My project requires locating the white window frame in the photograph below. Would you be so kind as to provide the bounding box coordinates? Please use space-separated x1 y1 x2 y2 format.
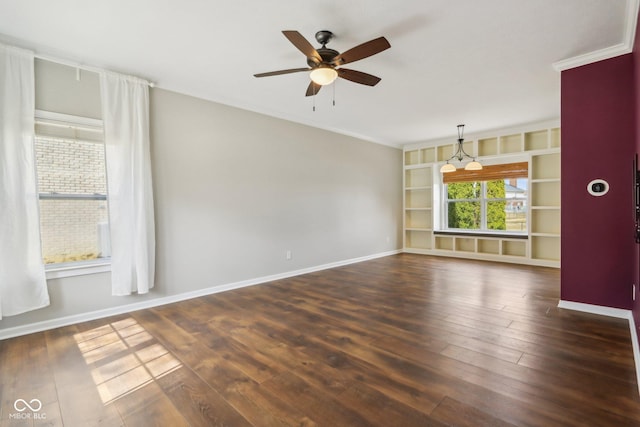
35 110 111 279
436 155 530 237
443 180 528 234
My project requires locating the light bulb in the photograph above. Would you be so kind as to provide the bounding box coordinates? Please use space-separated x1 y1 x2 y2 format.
464 161 482 171
310 67 338 85
440 163 457 173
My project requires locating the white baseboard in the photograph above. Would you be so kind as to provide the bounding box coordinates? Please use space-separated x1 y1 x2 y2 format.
557 300 631 319
558 300 640 397
630 314 640 397
0 250 401 341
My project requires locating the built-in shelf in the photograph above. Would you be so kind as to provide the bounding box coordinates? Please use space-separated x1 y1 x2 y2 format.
478 137 498 156
405 167 432 187
531 152 560 180
405 230 432 250
432 234 528 258
531 182 560 207
525 130 548 151
403 122 560 267
477 238 500 255
502 240 527 257
405 188 431 209
531 235 560 261
405 209 432 230
550 128 561 148
437 145 454 162
500 134 522 154
531 209 560 234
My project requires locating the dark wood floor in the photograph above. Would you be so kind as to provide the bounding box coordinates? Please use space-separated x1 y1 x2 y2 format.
1 254 639 426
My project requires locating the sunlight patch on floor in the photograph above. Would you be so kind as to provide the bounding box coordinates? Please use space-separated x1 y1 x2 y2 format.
73 318 182 405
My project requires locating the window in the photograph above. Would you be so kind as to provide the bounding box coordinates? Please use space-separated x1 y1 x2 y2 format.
34 112 110 266
442 162 528 234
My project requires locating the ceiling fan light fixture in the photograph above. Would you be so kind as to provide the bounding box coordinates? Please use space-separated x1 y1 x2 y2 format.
310 67 338 85
254 30 390 97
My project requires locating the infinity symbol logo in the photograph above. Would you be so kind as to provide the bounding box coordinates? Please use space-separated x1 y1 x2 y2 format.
14 399 42 412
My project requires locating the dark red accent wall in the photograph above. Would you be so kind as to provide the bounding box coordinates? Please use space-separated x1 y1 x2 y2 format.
561 54 635 309
633 11 640 329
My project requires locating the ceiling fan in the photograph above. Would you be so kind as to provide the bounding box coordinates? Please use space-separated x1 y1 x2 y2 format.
254 30 391 97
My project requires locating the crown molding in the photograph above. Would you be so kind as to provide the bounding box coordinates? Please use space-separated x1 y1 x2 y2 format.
553 0 639 71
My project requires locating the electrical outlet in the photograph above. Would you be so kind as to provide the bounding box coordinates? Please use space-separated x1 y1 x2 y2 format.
286 250 292 260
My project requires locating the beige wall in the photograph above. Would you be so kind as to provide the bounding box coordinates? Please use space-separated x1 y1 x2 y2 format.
35 59 102 119
0 60 402 332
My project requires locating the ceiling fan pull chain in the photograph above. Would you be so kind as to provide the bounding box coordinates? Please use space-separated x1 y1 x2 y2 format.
333 81 336 106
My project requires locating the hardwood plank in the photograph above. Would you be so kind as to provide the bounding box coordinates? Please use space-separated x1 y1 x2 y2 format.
288 327 450 412
2 254 639 426
430 396 518 427
0 332 62 427
226 308 448 413
155 366 252 427
440 343 640 424
111 379 166 419
517 350 637 384
223 381 317 427
399 334 636 426
197 334 284 384
0 332 57 404
44 325 124 426
517 351 640 406
121 395 190 427
191 352 257 398
261 371 372 427
337 382 448 426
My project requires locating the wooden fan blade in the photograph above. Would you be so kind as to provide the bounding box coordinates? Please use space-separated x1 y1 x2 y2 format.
254 68 310 78
305 81 322 97
282 30 322 64
338 68 381 86
335 37 390 65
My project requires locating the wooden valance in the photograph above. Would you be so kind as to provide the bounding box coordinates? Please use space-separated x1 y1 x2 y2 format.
443 161 528 184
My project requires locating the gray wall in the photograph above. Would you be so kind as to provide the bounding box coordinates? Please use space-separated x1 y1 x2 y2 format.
0 60 402 331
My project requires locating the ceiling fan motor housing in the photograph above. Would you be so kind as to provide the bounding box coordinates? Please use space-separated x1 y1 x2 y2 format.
307 48 340 67
315 30 334 45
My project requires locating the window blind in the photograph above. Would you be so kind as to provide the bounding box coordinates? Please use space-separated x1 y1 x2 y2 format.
443 161 528 184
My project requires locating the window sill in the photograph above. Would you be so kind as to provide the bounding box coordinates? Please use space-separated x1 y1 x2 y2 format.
45 260 111 280
434 230 528 240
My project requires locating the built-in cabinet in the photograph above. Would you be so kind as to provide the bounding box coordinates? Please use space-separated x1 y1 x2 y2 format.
403 122 560 268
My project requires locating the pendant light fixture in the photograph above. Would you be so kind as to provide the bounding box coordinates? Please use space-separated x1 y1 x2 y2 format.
440 124 482 173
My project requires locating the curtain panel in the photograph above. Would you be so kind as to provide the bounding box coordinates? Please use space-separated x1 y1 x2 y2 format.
0 44 49 318
100 72 155 296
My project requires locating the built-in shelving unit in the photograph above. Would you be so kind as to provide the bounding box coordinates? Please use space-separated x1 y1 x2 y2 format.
403 121 560 268
529 150 561 264
404 163 433 250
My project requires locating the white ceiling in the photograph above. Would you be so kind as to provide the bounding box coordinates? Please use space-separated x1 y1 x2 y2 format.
0 0 635 147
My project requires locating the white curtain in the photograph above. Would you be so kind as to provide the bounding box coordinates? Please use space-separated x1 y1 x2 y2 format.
100 72 155 296
0 45 49 318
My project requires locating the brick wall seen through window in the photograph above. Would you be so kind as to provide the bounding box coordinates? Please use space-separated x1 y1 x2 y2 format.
35 136 110 264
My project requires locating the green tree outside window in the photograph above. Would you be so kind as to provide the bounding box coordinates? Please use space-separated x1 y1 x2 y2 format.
447 182 481 229
447 180 509 230
486 180 506 230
